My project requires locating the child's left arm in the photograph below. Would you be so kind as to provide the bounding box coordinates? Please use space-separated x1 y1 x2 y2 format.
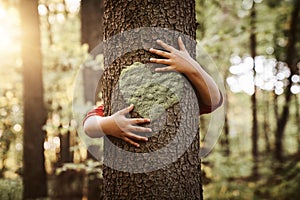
149 37 222 113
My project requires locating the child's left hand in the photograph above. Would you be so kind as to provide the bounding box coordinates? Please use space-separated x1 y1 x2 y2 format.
149 36 222 111
149 37 198 75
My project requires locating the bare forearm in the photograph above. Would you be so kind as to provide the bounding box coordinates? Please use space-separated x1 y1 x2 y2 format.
83 105 150 147
83 116 106 138
186 62 221 107
149 37 222 108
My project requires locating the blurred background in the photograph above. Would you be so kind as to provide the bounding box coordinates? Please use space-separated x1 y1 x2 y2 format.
0 0 299 199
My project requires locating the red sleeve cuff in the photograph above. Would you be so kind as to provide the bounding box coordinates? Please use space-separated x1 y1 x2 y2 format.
83 105 104 125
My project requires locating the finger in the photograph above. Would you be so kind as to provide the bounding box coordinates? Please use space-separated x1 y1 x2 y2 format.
149 58 171 65
178 36 187 52
128 125 152 133
125 131 149 141
129 118 151 124
123 137 140 147
119 104 134 115
149 48 171 58
156 40 176 52
155 66 174 72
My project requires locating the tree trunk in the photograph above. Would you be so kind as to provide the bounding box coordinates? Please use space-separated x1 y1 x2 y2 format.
250 2 259 178
80 1 105 199
220 71 230 156
59 131 73 164
101 0 202 199
295 94 300 153
81 0 105 103
275 0 299 161
20 0 48 198
81 0 104 51
262 91 271 153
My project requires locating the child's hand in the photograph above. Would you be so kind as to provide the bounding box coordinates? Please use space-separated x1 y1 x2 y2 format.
107 104 151 147
149 37 222 109
149 37 199 75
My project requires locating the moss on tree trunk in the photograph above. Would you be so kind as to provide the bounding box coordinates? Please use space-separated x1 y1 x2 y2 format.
101 0 203 199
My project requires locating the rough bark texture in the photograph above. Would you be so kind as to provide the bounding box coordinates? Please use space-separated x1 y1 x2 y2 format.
20 0 48 198
101 0 202 199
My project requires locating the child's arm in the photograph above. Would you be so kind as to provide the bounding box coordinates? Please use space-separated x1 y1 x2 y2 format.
149 37 222 113
84 104 151 147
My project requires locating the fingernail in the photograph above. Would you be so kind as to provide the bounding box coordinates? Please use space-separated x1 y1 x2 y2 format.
149 48 153 51
136 144 140 147
157 39 161 43
148 128 152 132
145 138 148 141
150 58 154 61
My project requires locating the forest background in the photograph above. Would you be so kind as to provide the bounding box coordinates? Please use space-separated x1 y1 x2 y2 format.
0 0 299 199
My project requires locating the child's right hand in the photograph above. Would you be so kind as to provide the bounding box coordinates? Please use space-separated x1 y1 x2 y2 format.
105 104 151 147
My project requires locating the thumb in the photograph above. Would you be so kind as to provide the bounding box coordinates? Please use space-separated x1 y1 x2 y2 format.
120 104 134 115
178 36 187 52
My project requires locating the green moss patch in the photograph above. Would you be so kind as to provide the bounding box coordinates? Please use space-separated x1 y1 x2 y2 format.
119 62 184 120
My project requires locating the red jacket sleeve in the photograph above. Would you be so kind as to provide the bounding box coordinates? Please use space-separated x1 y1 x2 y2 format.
83 105 104 125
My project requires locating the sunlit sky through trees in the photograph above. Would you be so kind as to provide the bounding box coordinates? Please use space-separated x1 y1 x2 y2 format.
227 55 300 95
0 4 20 55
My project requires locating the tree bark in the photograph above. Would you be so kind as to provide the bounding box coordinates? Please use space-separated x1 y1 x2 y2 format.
20 0 48 198
101 0 202 199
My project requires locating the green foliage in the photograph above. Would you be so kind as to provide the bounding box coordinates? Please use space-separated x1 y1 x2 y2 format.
0 178 22 200
56 159 102 178
119 62 184 120
267 160 300 200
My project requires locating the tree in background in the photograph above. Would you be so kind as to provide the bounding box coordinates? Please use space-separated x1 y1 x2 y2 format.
81 0 104 52
274 0 299 161
20 0 47 198
249 1 259 178
80 1 104 199
101 0 203 199
81 0 104 103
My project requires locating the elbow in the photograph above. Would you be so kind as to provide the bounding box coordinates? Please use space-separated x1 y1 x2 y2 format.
199 91 223 115
212 93 223 111
83 123 96 138
83 117 104 138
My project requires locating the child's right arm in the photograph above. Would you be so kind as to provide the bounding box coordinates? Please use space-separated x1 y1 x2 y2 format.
83 104 151 147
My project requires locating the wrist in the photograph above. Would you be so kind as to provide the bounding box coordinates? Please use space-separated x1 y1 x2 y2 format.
184 61 202 77
101 115 117 136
